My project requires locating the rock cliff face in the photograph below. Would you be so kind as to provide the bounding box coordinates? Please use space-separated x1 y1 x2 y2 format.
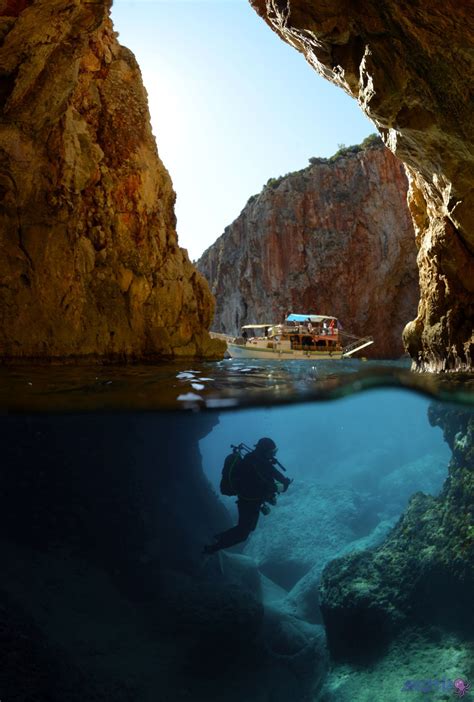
197 139 418 358
0 0 223 360
250 0 474 371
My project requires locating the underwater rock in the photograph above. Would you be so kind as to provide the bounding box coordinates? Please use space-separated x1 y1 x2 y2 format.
0 412 329 700
249 0 474 371
198 138 418 359
0 413 231 596
0 0 224 360
319 629 474 702
282 517 397 625
319 406 474 663
243 480 381 590
262 603 328 679
157 567 264 664
376 453 447 515
0 587 72 701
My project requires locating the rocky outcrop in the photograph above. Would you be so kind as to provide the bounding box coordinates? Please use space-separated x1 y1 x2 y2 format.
197 138 418 358
319 404 473 663
249 0 474 371
0 0 224 360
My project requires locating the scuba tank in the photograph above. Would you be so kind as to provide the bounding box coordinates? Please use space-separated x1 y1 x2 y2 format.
219 443 251 496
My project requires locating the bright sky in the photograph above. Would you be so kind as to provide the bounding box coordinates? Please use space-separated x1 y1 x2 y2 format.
111 0 373 261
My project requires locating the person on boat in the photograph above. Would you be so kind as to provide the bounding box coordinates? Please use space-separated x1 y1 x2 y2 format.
306 317 313 333
302 335 312 350
203 437 291 554
242 329 248 340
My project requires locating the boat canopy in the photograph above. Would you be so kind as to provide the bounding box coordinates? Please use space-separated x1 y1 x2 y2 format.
241 324 274 329
286 314 337 323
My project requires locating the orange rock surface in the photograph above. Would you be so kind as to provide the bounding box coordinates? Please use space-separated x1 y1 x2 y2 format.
198 140 419 359
0 0 224 360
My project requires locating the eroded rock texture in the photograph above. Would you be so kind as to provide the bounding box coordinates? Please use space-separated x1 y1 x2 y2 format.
319 404 474 663
0 0 223 360
250 0 474 371
198 139 418 358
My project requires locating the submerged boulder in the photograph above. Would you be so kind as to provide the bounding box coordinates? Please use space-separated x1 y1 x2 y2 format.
319 405 474 663
319 629 474 702
243 480 382 590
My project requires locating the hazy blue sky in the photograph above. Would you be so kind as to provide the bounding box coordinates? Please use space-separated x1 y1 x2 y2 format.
112 0 373 261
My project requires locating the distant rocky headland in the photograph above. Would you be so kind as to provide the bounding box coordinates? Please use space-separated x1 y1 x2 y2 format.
197 137 419 359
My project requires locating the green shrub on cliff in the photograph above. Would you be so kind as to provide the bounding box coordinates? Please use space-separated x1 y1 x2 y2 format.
264 134 383 193
361 133 383 149
328 133 382 163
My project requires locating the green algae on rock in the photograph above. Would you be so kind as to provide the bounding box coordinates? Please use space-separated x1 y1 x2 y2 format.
319 404 473 663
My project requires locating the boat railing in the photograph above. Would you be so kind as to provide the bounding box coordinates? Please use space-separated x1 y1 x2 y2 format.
342 336 374 357
278 325 339 337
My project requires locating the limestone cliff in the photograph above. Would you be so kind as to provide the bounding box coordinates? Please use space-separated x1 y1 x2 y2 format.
197 138 418 359
0 0 224 360
250 0 474 371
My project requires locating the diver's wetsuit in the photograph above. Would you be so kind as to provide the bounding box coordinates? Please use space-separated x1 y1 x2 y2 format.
207 451 288 553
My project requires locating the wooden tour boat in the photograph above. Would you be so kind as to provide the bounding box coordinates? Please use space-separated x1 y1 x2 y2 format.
226 313 374 360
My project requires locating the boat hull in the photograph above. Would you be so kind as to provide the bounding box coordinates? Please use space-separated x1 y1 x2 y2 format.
227 342 344 360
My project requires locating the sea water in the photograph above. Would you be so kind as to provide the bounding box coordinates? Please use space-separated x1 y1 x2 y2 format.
0 360 472 702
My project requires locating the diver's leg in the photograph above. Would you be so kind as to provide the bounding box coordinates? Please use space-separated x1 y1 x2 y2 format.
204 500 260 553
244 500 261 532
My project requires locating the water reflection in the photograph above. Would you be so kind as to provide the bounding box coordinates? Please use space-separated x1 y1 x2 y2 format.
0 359 473 412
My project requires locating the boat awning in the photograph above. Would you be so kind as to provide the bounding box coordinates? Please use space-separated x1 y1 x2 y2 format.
286 314 337 323
241 324 275 329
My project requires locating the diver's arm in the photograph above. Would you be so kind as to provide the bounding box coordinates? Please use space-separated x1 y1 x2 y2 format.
271 465 287 483
271 465 291 490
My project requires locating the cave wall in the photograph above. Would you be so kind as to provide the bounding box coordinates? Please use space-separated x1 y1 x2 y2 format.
0 0 224 360
0 411 326 701
250 0 474 371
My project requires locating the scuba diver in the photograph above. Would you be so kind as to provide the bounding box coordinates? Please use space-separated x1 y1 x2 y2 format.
203 437 292 554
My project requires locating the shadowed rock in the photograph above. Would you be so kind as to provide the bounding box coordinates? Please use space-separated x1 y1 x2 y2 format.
0 0 224 360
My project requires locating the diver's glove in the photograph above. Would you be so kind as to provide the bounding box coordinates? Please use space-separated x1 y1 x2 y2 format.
282 478 292 492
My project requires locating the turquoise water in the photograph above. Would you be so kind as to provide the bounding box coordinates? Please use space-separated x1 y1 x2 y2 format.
0 361 472 701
